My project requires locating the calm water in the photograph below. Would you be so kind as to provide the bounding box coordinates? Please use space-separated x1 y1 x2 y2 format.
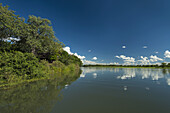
1 67 170 113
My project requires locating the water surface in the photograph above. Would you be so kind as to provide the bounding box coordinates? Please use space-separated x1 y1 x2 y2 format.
1 67 170 113
52 67 170 113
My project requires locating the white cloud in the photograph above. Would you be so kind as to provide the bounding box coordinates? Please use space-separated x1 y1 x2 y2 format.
138 56 150 65
115 55 135 65
63 46 85 60
88 50 91 52
63 47 167 65
155 52 158 54
164 50 170 58
112 62 120 65
122 46 126 48
116 54 165 65
74 53 86 60
115 56 120 58
83 60 113 65
116 55 135 63
150 55 163 62
83 60 97 64
92 57 97 60
63 47 73 55
138 55 163 65
143 46 147 49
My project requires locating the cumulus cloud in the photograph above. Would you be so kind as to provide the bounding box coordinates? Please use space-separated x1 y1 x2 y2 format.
83 60 97 64
122 46 126 48
155 52 158 54
143 46 147 49
164 50 170 58
150 55 163 62
83 60 112 65
88 50 91 52
138 56 150 65
116 55 135 65
112 62 120 65
92 57 97 60
74 53 86 60
63 47 73 55
115 55 120 58
138 55 163 65
116 55 164 65
63 46 85 60
115 55 135 63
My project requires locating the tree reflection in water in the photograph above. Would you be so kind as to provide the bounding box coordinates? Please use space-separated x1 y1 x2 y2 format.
0 71 81 113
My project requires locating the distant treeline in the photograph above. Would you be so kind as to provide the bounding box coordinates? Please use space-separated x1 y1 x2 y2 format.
83 63 170 68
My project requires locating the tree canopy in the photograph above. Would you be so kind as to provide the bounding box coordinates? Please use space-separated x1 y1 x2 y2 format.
0 3 82 65
0 3 26 40
0 3 82 82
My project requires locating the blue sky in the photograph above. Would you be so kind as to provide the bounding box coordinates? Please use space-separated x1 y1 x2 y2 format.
2 0 170 64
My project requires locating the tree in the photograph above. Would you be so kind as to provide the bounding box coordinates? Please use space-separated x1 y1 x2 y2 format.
161 63 167 68
58 50 82 66
0 3 26 40
0 4 65 63
17 15 63 62
0 3 82 82
167 63 170 67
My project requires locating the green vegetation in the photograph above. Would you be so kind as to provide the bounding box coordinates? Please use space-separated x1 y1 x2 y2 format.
83 63 170 68
0 3 82 86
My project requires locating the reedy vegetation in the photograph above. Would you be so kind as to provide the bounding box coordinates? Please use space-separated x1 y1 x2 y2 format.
0 3 82 83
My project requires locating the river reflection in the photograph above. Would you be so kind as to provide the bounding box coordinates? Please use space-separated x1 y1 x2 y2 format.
1 68 170 113
0 72 80 113
51 67 170 113
80 67 170 85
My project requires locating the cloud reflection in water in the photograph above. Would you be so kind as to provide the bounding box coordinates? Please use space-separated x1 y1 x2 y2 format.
80 67 170 85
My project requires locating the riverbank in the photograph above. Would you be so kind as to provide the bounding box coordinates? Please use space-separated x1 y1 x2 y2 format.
0 51 82 89
0 4 83 89
0 66 81 90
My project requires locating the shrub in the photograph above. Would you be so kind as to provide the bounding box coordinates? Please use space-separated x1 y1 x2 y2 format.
0 51 45 80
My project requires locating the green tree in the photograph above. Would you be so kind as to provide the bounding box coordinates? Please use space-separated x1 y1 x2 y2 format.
0 3 26 40
0 4 82 83
18 15 63 61
161 63 167 68
167 63 170 67
58 50 82 66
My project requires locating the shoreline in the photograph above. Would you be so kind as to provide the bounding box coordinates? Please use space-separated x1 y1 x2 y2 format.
0 68 81 90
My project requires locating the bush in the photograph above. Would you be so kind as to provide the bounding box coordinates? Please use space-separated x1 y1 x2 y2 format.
0 51 45 80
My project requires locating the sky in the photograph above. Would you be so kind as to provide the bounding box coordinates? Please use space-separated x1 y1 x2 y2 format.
2 0 170 65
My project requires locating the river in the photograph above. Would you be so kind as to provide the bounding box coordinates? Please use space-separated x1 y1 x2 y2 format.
0 67 170 113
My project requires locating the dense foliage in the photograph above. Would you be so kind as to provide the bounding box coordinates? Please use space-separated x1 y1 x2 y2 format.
0 3 82 83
